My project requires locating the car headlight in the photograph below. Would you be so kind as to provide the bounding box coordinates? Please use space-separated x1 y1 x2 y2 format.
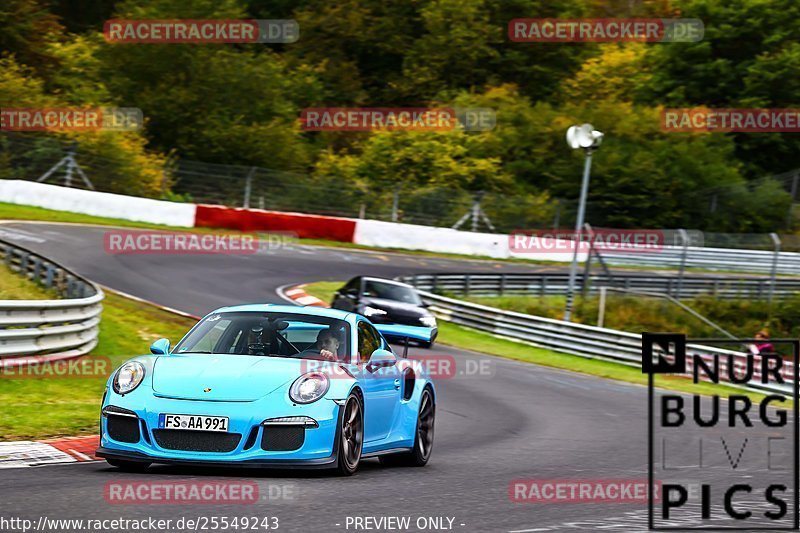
289 372 330 404
113 361 145 395
420 315 437 328
363 306 387 317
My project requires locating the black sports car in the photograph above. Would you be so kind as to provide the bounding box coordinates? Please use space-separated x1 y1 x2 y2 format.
331 277 438 348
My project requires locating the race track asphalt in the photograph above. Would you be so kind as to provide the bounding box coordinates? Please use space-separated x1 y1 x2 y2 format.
0 223 776 532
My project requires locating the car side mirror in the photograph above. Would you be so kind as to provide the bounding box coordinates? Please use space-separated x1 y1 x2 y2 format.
150 338 171 355
367 348 396 372
345 289 358 299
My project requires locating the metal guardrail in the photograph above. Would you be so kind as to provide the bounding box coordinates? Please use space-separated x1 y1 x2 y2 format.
400 272 800 300
0 239 103 365
596 245 800 275
400 274 792 394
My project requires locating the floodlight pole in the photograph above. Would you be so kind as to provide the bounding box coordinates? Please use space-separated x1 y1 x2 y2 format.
563 148 593 322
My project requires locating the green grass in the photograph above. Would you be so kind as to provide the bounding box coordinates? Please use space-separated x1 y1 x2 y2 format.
464 294 568 321
0 268 196 440
465 293 800 351
0 266 59 299
300 281 341 304
303 280 770 402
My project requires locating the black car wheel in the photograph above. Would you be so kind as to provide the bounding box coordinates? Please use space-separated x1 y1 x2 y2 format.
107 459 150 472
336 393 364 476
379 387 435 467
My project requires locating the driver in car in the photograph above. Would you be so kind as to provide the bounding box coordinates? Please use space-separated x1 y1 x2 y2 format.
297 328 340 361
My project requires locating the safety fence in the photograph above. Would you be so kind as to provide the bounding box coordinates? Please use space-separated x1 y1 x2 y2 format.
0 238 103 366
597 245 800 275
399 274 793 395
557 226 800 276
6 178 800 276
3 132 799 237
399 272 800 300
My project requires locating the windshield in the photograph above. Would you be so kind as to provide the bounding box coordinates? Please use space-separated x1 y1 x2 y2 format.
363 281 422 305
173 311 350 362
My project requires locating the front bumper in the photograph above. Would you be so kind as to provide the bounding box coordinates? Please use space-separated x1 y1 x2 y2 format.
98 392 342 468
95 447 338 469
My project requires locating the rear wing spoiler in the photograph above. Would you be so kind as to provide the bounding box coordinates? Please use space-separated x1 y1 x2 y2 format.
374 324 434 344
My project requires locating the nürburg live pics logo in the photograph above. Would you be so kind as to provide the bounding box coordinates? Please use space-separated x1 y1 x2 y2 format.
643 332 799 530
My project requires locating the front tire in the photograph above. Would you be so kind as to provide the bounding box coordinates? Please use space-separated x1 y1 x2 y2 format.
379 387 435 467
106 459 150 472
336 394 364 476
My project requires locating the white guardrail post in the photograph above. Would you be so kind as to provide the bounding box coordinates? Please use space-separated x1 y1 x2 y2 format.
0 239 103 367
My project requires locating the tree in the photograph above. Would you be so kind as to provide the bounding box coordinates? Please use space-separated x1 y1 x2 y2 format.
309 128 543 228
96 0 321 168
638 0 800 177
561 44 651 104
0 0 63 69
0 56 166 197
396 0 499 103
285 0 421 105
445 85 764 229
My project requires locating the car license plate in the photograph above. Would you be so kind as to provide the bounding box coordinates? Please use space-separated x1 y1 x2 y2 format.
159 414 229 432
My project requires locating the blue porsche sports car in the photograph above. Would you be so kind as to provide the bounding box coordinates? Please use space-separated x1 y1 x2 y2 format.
96 304 436 475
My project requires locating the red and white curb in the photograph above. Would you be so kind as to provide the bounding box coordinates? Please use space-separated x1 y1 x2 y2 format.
0 435 99 468
279 284 328 307
0 287 197 469
2 287 325 469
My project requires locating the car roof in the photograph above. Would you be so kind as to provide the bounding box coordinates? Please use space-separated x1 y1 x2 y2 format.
208 303 354 321
362 277 414 289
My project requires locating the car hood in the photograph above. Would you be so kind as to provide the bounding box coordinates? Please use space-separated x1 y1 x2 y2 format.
152 354 304 401
362 297 427 317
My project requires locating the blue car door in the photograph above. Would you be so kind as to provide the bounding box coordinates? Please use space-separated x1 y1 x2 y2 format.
355 320 400 443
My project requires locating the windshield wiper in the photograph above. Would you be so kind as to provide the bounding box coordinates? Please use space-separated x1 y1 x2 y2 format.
178 351 213 354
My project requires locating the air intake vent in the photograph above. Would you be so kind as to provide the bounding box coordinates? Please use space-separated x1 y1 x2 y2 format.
153 430 241 453
261 426 305 451
140 419 151 445
107 416 140 443
243 426 260 450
